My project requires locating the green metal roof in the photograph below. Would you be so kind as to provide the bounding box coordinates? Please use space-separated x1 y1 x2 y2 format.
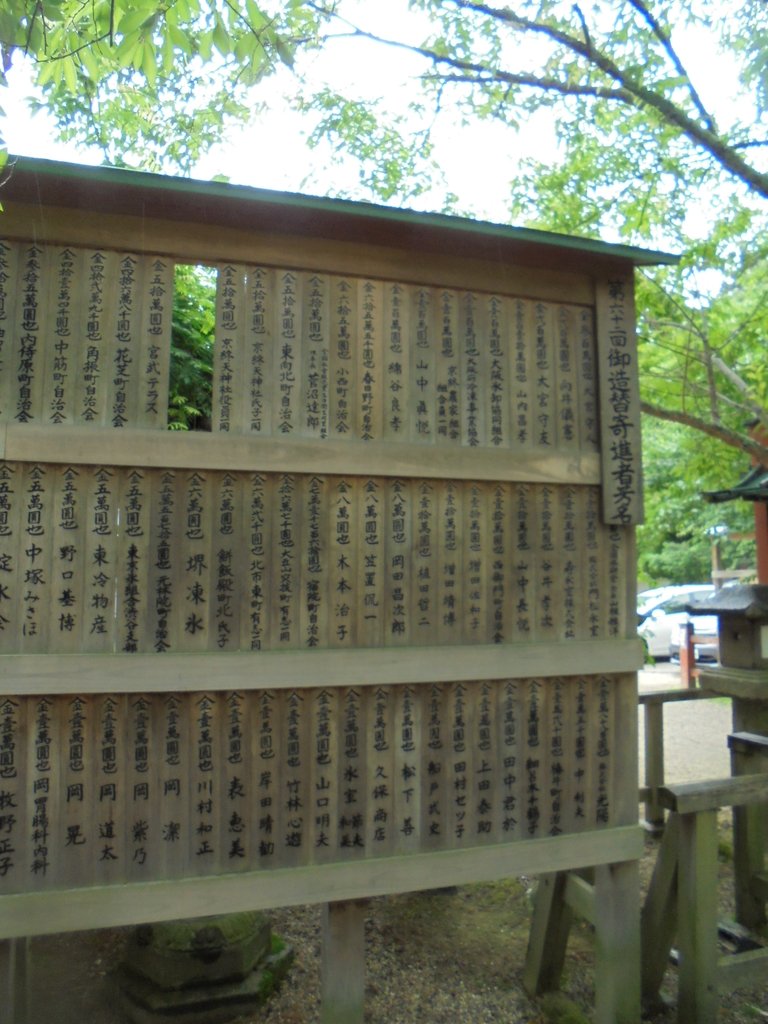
1 155 678 271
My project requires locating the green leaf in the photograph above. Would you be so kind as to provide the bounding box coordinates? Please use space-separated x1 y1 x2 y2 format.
142 40 157 87
212 14 232 57
61 57 78 94
131 40 145 72
198 28 213 62
234 34 253 62
113 31 141 63
167 24 190 53
160 30 174 73
274 36 295 69
35 59 58 87
77 43 101 80
245 0 267 31
116 9 152 37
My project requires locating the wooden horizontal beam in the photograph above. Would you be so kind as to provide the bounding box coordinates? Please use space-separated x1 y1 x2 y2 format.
637 688 719 706
0 639 642 695
1 202 597 304
660 774 768 815
0 825 643 940
717 948 768 991
0 423 601 486
728 731 768 756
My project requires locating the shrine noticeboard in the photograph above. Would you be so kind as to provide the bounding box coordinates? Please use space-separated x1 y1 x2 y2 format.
0 157 674 938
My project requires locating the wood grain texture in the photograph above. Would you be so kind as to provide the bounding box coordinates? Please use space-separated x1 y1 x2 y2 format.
0 824 643 939
0 640 643 693
0 200 643 955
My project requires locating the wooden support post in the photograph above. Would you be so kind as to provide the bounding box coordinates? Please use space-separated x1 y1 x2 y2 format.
1 937 30 1024
640 813 679 1004
522 872 573 996
643 699 665 833
321 900 366 1024
593 860 641 1024
676 810 719 1024
679 622 696 689
729 739 768 935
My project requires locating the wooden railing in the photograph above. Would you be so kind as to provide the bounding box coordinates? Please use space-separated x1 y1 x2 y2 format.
638 687 724 832
642 761 768 1024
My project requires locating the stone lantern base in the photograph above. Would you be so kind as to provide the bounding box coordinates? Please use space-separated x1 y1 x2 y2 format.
117 912 294 1024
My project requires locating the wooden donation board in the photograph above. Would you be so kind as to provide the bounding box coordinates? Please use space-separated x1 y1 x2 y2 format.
0 157 669 938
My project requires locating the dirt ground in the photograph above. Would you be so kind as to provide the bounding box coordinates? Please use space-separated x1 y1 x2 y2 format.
4 667 765 1024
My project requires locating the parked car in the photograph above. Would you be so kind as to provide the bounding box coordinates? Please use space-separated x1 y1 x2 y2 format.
637 585 715 660
668 613 719 663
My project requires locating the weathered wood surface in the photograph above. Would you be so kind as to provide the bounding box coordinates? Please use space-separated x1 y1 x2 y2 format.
0 824 643 940
0 205 597 306
524 860 642 1024
0 194 644 1003
659 774 768 815
0 467 636 655
0 676 637 896
641 781 768 1024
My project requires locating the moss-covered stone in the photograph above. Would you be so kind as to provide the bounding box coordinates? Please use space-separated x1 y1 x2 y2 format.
118 932 294 1024
123 912 272 990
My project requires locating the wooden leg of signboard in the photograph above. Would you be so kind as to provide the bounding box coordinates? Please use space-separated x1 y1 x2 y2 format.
640 813 679 1005
320 900 366 1024
643 700 666 834
731 744 768 935
593 860 641 1024
2 937 29 1024
522 872 573 996
677 810 718 1024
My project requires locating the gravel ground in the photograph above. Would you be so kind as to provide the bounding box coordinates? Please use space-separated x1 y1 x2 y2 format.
8 667 767 1024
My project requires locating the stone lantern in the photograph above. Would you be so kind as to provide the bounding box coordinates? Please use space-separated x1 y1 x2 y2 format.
693 585 768 934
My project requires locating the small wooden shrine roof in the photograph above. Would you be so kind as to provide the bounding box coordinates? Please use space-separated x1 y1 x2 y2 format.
704 465 768 505
1 155 678 274
689 583 768 619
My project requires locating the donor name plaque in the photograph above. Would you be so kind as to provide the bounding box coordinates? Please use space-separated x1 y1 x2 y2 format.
0 158 671 942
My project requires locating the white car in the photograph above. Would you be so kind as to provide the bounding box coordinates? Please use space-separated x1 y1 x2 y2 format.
637 585 715 660
668 613 719 663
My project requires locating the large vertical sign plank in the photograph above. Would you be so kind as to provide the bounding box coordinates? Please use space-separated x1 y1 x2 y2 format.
595 276 643 524
213 263 246 433
138 257 173 429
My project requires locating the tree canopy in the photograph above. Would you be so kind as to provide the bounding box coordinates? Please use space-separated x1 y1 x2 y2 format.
0 0 328 172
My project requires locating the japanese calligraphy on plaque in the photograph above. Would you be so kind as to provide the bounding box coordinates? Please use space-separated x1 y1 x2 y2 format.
0 171 650 909
0 469 631 654
0 676 625 891
595 276 643 525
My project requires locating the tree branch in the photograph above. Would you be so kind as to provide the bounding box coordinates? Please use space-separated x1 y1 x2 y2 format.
427 69 627 101
323 26 632 102
710 354 768 431
625 0 716 131
642 401 768 466
445 0 768 199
